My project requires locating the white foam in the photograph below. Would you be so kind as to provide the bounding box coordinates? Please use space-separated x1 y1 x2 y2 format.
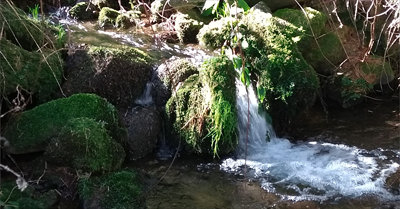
221 81 400 201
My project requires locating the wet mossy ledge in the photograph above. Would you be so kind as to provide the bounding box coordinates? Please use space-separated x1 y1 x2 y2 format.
166 56 238 157
3 94 127 155
78 170 144 209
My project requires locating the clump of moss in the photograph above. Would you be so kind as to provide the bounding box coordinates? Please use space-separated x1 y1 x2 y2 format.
98 7 120 27
242 10 319 129
166 56 237 156
0 2 65 51
197 17 239 49
78 170 143 209
4 93 127 154
0 39 64 103
161 59 199 91
45 117 125 173
69 2 97 20
174 13 204 44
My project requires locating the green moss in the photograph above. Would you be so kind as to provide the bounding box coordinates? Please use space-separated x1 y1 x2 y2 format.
0 2 64 51
175 13 204 44
163 59 199 90
45 117 125 173
98 7 120 27
242 10 319 129
166 56 237 156
79 170 143 209
88 45 151 65
197 17 239 49
0 39 64 103
4 93 127 154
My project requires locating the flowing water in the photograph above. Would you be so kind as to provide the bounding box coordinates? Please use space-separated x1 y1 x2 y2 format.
221 81 400 202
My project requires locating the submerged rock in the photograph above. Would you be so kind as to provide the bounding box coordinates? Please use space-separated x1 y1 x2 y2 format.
62 45 153 108
3 93 127 154
78 170 144 209
45 117 126 173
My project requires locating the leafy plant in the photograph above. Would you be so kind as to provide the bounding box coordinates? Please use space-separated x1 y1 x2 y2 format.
28 4 39 20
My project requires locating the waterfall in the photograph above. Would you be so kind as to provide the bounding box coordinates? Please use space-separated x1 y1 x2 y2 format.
221 81 400 201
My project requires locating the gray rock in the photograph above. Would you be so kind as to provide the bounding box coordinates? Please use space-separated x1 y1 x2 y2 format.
125 106 162 160
251 1 271 14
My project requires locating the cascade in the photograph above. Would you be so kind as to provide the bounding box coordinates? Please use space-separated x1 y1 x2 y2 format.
221 81 400 201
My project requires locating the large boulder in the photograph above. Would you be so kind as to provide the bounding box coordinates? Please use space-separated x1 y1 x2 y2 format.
359 55 395 85
197 17 238 49
45 117 126 173
69 2 98 20
124 106 162 160
78 170 144 209
3 94 127 154
174 12 204 44
62 45 153 108
166 56 237 156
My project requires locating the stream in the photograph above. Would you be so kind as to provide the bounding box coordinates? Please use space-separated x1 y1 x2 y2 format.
57 14 400 208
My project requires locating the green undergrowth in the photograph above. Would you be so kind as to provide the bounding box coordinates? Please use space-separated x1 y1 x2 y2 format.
166 56 237 156
0 39 64 103
45 117 125 173
4 93 127 154
78 170 143 209
0 1 66 51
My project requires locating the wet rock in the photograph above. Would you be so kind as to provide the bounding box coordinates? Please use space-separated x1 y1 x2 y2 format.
98 7 119 27
359 55 394 85
125 106 162 160
62 45 153 108
386 168 400 195
168 0 206 13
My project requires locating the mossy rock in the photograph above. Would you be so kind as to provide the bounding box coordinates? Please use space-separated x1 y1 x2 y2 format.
116 11 141 29
166 56 237 156
242 9 319 130
98 7 120 27
273 7 327 52
302 31 346 75
78 170 144 209
159 59 199 91
92 0 120 10
359 55 394 85
69 2 98 20
0 2 66 51
62 45 153 108
326 75 370 108
174 12 204 44
45 117 125 173
0 38 64 104
197 17 239 49
3 93 127 154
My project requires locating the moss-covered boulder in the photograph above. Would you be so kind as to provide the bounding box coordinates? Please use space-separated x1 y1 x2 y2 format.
45 117 125 173
92 0 120 10
274 7 346 76
98 7 120 27
62 45 153 108
78 170 144 209
301 31 346 75
166 56 237 156
197 17 238 49
0 2 66 51
116 10 141 29
0 39 64 103
174 13 204 44
69 2 98 20
3 94 127 154
359 55 394 85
